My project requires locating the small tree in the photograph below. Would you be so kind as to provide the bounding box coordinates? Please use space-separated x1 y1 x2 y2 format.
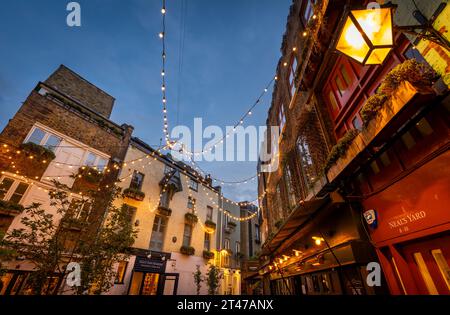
74 188 137 295
206 264 222 295
193 265 203 295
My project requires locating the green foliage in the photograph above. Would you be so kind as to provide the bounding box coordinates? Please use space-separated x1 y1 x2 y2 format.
378 59 437 95
192 265 203 295
206 264 222 295
0 199 25 213
3 181 137 295
0 230 15 278
75 166 103 184
227 221 237 228
185 212 198 224
323 129 359 172
20 142 56 161
122 187 145 201
180 246 195 256
202 250 215 260
360 93 388 125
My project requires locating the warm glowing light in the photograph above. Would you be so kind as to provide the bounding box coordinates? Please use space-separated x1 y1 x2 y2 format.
312 236 325 246
336 8 393 65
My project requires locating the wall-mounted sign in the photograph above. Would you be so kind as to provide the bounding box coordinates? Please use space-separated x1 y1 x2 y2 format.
363 209 378 229
134 254 169 273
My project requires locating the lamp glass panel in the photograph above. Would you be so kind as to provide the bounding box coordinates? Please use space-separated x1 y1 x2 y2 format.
336 16 370 63
352 8 393 47
366 47 392 65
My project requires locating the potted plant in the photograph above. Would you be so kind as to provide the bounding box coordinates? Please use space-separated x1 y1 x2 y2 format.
204 220 216 230
202 250 215 260
227 221 237 229
236 252 245 260
180 246 195 256
185 212 198 225
123 187 146 201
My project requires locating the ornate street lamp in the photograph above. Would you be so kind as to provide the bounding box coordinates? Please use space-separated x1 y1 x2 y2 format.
336 5 450 65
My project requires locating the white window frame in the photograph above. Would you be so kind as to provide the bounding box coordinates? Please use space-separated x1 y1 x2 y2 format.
25 123 111 171
0 176 30 204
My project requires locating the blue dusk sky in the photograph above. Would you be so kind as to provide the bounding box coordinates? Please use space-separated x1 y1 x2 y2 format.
0 0 292 202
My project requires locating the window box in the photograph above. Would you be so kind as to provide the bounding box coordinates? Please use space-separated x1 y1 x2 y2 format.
227 221 237 228
180 246 195 256
326 80 429 183
204 220 216 230
202 250 215 260
236 252 245 260
185 212 198 225
20 142 56 161
157 206 172 217
71 166 103 193
123 188 145 201
0 199 25 216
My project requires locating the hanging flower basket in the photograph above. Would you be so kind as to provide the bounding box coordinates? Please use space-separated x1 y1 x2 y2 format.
180 246 195 256
20 142 56 161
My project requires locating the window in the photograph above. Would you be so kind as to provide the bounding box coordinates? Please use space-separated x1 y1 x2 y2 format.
188 178 198 191
183 224 192 247
187 197 196 211
68 199 92 222
97 158 108 172
0 177 29 204
204 233 211 251
370 161 380 174
379 152 391 167
401 131 416 150
84 152 109 172
431 249 450 290
352 116 363 131
278 104 286 134
206 206 213 221
416 118 433 137
328 90 340 113
149 215 168 251
284 164 297 209
130 171 144 191
255 224 261 242
123 204 137 225
115 261 128 284
303 0 315 24
224 238 230 250
28 128 46 145
235 242 241 256
335 76 346 96
289 56 298 98
0 177 14 200
26 127 61 152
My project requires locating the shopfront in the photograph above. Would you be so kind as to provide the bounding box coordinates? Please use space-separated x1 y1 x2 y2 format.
127 252 178 295
363 150 450 295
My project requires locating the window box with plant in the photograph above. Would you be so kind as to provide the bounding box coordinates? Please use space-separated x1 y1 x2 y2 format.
71 166 104 192
227 221 237 229
185 212 198 225
203 250 215 260
236 252 245 260
204 220 216 230
0 199 25 215
123 187 146 201
325 60 437 183
180 246 195 256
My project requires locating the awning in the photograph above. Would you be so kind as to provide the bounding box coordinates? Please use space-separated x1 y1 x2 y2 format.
261 197 330 257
